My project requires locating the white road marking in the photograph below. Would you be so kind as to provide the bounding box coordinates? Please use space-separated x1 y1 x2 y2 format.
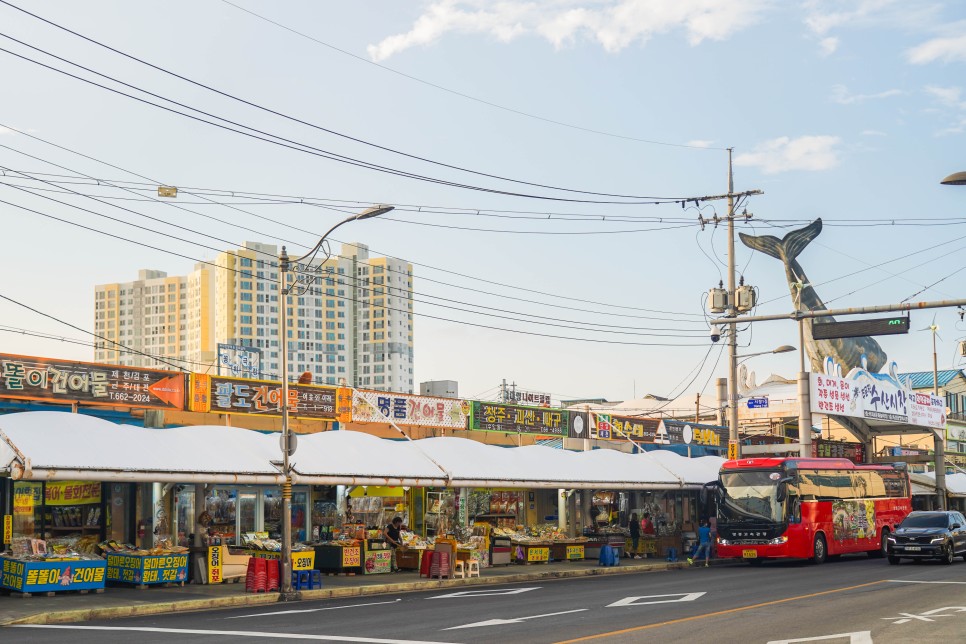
11 625 458 644
444 608 587 630
882 606 966 625
606 592 706 607
428 587 540 599
228 599 402 619
887 579 966 585
767 632 872 643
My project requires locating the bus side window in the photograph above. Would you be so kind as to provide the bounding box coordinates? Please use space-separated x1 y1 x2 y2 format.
788 496 801 523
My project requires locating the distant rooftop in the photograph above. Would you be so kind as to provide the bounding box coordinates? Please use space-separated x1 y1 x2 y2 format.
898 370 965 389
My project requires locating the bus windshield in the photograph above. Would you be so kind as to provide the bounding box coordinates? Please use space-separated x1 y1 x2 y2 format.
719 470 784 523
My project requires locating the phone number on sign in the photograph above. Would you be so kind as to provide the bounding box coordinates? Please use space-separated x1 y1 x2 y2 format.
108 392 153 403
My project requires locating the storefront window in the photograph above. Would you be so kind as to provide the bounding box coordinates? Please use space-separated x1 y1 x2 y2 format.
205 488 237 544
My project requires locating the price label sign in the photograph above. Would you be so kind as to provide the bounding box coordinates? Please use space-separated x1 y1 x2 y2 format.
728 440 739 461
2 515 11 545
341 547 361 567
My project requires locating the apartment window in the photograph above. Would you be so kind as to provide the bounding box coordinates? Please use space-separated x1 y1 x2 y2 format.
240 258 253 267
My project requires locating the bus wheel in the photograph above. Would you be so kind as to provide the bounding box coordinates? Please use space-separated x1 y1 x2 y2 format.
870 529 889 558
888 555 900 565
811 534 827 565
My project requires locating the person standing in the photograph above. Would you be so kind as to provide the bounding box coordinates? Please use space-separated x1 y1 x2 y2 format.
628 512 641 559
383 516 404 572
688 519 713 567
641 512 655 536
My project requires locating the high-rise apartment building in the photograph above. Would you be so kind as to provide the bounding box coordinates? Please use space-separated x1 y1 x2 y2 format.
94 242 414 392
94 267 215 370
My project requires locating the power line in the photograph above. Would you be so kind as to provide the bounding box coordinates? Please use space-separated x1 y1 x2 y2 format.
0 163 707 333
0 125 710 320
0 195 709 347
0 9 703 203
219 0 728 151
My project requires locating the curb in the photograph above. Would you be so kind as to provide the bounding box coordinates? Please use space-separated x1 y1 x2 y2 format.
3 561 689 626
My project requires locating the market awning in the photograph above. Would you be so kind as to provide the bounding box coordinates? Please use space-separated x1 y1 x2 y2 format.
913 471 966 497
0 411 286 484
0 412 725 489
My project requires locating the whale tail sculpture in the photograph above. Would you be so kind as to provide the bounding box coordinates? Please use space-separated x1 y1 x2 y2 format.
739 218 887 374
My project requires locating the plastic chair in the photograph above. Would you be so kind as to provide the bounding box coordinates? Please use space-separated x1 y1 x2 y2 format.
245 557 267 593
466 560 480 578
419 550 434 578
453 560 465 578
265 558 279 592
429 552 450 579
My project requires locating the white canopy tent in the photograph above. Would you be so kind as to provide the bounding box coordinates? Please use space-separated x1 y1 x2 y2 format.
912 471 966 498
0 412 723 489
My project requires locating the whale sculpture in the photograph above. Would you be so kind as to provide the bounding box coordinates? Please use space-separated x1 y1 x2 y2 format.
739 218 887 374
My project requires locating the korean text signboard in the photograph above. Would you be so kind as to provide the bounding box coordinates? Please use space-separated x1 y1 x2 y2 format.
811 439 865 463
659 420 728 447
217 343 262 380
188 374 336 420
352 389 468 429
0 353 184 410
811 369 946 430
106 554 188 585
0 557 106 593
588 413 660 442
468 401 568 436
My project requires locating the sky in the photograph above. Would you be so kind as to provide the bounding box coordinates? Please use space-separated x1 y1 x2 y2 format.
1 0 965 407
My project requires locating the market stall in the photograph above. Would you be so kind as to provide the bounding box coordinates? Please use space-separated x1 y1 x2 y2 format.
1 534 106 596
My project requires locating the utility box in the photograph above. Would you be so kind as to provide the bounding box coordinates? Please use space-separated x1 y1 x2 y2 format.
735 284 757 313
708 287 729 314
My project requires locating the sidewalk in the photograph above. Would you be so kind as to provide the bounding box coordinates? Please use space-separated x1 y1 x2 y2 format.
0 557 703 626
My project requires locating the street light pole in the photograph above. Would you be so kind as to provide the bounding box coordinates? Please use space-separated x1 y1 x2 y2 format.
277 205 393 601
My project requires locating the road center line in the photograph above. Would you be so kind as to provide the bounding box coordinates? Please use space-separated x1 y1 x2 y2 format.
553 580 888 643
11 625 458 644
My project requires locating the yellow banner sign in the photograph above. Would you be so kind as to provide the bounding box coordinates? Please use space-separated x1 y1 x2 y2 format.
45 481 101 506
207 545 223 584
341 546 361 567
3 515 11 544
565 545 584 560
526 547 550 562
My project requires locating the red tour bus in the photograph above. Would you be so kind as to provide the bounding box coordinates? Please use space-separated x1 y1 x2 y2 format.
707 457 911 564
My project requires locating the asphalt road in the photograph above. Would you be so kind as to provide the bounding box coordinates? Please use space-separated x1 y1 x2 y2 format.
7 556 966 643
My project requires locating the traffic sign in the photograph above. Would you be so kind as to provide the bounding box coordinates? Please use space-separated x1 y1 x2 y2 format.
747 397 769 409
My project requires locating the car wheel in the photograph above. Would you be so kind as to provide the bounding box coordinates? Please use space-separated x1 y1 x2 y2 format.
811 534 827 565
888 555 900 565
870 529 889 558
942 543 955 565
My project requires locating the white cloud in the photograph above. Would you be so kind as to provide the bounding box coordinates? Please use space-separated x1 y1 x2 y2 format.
860 129 887 136
830 84 902 104
367 0 770 61
907 25 966 64
924 85 965 108
686 139 715 148
818 36 838 56
734 135 841 174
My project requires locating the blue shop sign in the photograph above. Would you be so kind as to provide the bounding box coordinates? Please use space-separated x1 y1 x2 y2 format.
106 553 189 585
0 557 107 593
747 397 769 409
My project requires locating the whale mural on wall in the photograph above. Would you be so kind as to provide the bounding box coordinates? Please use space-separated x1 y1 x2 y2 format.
739 218 887 375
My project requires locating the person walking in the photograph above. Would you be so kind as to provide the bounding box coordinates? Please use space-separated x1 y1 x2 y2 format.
688 519 713 567
628 512 641 559
383 516 404 572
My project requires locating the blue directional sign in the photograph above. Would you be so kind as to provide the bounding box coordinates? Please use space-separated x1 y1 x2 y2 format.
747 397 769 409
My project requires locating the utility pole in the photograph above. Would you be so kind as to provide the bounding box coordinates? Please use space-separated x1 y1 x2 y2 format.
695 392 701 423
932 326 946 510
726 148 740 458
